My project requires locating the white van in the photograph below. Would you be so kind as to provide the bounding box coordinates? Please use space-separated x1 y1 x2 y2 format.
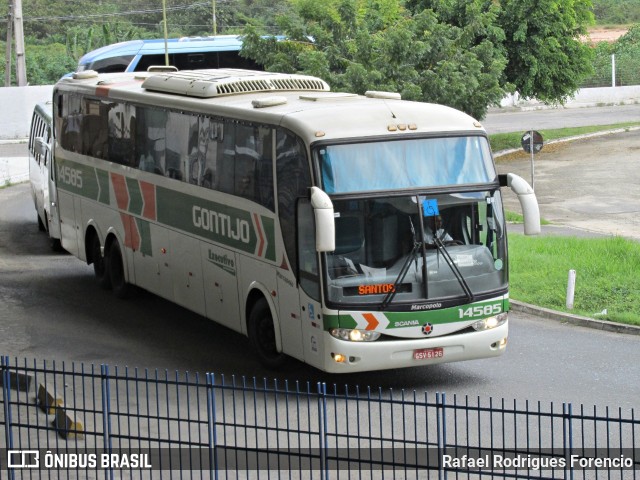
28 101 62 251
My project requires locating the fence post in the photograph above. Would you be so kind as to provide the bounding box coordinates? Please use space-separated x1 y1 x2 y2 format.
206 373 218 480
317 382 328 480
436 392 446 480
612 54 616 88
2 356 15 480
100 364 113 480
563 403 574 480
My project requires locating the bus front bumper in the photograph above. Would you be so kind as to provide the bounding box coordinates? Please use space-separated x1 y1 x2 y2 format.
319 321 508 373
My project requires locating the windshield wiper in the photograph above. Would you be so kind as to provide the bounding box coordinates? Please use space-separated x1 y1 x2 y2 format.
380 242 421 310
433 237 474 303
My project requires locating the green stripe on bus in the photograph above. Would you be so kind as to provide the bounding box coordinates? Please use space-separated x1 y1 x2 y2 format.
135 218 153 256
96 169 110 204
126 177 143 215
156 187 276 262
324 298 507 330
57 159 276 262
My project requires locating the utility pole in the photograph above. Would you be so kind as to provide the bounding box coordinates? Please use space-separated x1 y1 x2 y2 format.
13 0 27 85
212 0 217 35
4 0 13 87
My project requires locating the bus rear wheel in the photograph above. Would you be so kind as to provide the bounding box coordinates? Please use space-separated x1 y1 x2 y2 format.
108 240 131 299
248 298 286 369
91 235 110 289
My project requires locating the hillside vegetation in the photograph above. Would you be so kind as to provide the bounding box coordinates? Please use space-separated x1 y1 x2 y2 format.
592 0 640 25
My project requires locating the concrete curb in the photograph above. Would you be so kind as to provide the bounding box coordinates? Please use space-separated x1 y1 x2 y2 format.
511 300 640 336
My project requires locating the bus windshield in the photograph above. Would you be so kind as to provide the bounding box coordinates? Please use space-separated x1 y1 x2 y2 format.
318 136 496 194
323 191 507 307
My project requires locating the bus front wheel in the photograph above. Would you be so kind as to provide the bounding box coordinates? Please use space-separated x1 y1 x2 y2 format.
248 298 286 369
108 240 131 299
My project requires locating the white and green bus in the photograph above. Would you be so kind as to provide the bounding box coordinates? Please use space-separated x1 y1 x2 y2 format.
52 68 539 373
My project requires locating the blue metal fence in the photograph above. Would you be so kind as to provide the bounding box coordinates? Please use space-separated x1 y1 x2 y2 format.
1 356 638 479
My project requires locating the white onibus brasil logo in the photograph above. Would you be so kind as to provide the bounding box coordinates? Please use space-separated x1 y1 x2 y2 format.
192 205 251 243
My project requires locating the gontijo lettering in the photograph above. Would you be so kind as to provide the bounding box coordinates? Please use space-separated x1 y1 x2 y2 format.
193 205 251 243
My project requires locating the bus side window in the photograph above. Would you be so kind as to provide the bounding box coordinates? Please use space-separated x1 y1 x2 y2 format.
276 129 311 275
165 112 192 181
216 122 236 194
256 127 274 211
60 94 83 153
136 107 167 175
108 103 136 166
188 116 220 188
297 199 320 300
234 124 259 202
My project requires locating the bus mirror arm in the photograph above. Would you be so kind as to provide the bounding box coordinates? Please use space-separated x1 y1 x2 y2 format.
502 173 541 236
310 187 336 252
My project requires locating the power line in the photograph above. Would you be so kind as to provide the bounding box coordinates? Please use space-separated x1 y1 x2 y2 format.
22 2 211 22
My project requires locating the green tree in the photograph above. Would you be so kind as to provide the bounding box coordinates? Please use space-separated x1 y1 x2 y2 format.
499 0 595 103
242 0 508 119
243 0 596 116
26 43 77 85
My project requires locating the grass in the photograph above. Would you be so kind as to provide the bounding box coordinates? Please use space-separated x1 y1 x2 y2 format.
508 234 640 325
505 210 550 225
488 122 640 152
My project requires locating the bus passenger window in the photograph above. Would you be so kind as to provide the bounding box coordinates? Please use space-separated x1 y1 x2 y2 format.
188 117 219 187
136 107 167 175
165 112 193 181
256 127 274 211
235 124 259 201
60 94 82 153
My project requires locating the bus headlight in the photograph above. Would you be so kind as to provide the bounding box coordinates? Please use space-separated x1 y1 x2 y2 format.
330 328 381 342
472 313 508 331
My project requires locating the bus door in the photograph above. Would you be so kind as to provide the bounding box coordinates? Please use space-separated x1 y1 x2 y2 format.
44 131 61 240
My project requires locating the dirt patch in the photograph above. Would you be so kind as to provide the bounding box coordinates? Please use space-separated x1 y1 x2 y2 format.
583 28 628 44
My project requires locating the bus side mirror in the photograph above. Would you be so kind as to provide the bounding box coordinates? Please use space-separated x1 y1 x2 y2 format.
34 137 50 157
500 173 541 235
310 187 335 252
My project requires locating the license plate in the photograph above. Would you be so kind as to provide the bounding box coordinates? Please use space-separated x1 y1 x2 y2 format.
413 347 444 360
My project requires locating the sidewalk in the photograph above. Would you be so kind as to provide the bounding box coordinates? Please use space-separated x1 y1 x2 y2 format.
0 140 28 186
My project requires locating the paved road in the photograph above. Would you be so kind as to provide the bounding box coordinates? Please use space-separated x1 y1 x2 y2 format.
1 183 639 410
497 129 640 240
483 104 640 134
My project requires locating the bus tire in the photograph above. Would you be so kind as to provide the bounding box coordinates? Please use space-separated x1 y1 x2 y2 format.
108 240 131 299
248 298 286 369
90 234 111 289
50 237 64 253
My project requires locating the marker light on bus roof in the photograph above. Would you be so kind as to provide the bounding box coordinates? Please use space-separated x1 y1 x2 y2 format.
252 97 287 108
365 90 401 100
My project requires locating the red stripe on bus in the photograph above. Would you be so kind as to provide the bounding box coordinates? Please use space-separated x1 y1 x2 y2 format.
253 213 265 258
121 213 141 251
111 173 129 211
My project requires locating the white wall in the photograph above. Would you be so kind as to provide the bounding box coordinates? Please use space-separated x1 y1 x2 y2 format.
501 85 640 109
0 85 53 139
